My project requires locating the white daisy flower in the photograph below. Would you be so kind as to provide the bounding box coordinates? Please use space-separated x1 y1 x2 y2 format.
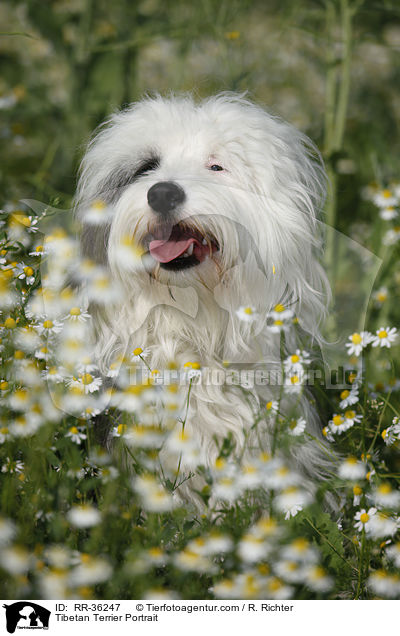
67 504 102 528
237 534 271 563
236 305 258 322
284 350 311 374
265 400 279 414
354 507 377 532
382 417 400 445
304 564 333 592
281 538 319 563
65 426 87 445
383 226 400 245
0 517 16 546
373 189 398 208
328 413 355 435
373 483 400 509
372 326 397 348
34 317 63 336
339 387 360 409
345 331 373 356
368 570 400 598
338 457 367 480
288 417 306 436
63 306 91 322
379 206 398 221
1 545 32 574
367 511 398 538
68 556 113 586
133 474 176 512
386 542 400 568
67 373 102 394
275 486 313 519
81 200 114 225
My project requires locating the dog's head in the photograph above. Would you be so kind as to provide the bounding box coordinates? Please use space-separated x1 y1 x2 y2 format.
75 93 329 350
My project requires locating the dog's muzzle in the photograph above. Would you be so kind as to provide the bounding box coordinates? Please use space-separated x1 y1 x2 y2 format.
147 181 186 215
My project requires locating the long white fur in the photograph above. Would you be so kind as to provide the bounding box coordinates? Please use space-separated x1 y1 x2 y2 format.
75 93 334 503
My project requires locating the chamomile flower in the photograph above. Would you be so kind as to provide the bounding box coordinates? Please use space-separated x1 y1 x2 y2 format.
265 400 279 414
345 331 373 356
34 317 63 336
81 199 114 225
371 326 397 348
281 538 319 563
354 507 377 532
383 226 400 245
274 559 305 583
284 350 311 374
1 545 32 574
284 369 306 393
368 570 400 598
236 305 258 322
63 306 91 322
268 303 294 322
339 387 359 409
114 235 146 271
65 426 87 445
67 504 102 528
67 373 102 394
0 517 16 546
131 346 151 361
373 188 398 208
367 511 398 538
68 555 113 586
382 417 400 445
386 542 400 568
373 483 400 509
274 486 313 519
328 413 355 435
174 548 215 574
304 565 333 592
238 533 271 563
133 474 176 512
379 206 398 221
288 417 306 436
338 457 367 480
165 427 202 469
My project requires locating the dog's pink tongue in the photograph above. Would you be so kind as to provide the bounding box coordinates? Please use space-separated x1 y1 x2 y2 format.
149 238 197 263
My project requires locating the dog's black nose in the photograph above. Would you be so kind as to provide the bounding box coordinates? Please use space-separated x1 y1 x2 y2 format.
147 181 185 215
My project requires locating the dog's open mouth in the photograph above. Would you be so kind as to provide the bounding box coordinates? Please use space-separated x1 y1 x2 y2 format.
147 222 219 271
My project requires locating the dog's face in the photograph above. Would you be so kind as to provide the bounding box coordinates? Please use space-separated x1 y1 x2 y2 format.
76 94 327 339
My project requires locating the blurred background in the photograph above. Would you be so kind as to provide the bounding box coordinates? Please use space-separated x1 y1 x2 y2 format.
1 0 399 215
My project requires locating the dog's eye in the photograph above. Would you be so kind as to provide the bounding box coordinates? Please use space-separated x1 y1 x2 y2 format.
134 157 160 179
209 164 224 172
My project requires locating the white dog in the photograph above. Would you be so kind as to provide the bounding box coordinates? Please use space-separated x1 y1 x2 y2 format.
75 93 333 504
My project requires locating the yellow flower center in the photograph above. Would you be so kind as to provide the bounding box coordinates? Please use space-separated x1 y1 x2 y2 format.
353 485 362 496
69 307 81 316
333 415 344 426
24 266 34 276
340 390 350 399
69 426 79 435
274 304 285 313
43 320 54 329
0 381 9 390
290 375 299 384
378 330 388 339
4 317 16 329
345 410 355 420
291 354 300 363
351 333 362 344
244 306 253 315
80 373 94 385
378 483 391 495
92 199 106 210
360 512 369 524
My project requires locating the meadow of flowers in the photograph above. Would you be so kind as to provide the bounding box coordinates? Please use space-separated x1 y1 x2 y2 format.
0 182 399 600
1 0 400 602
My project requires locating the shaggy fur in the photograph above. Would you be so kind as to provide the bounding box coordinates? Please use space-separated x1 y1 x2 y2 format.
75 93 333 503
